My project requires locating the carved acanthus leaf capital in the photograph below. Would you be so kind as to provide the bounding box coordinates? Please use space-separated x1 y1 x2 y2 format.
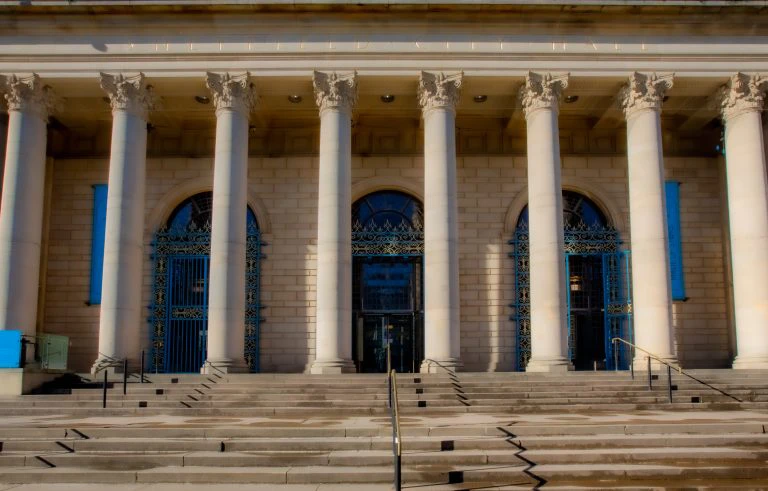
519 72 569 118
3 74 57 121
99 72 156 120
618 72 673 119
713 72 768 122
418 71 463 114
205 72 256 116
313 71 358 115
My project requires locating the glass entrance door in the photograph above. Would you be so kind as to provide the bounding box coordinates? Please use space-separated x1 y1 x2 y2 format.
352 258 424 373
356 314 423 373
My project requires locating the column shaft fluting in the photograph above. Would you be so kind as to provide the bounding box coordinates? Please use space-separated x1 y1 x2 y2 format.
520 72 571 373
716 73 768 369
94 73 152 370
0 75 51 361
619 73 677 368
204 72 254 373
419 72 463 373
311 71 356 374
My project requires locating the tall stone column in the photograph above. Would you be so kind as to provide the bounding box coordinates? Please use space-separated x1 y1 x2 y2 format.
310 71 357 374
93 73 154 371
520 72 571 373
618 72 678 368
418 71 463 373
715 73 768 369
203 72 255 373
0 75 54 362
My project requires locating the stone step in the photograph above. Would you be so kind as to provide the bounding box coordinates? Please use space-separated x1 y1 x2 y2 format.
3 446 767 470
2 462 768 485
4 431 767 453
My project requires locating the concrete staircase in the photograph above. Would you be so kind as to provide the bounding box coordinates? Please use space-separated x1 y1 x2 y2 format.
0 370 766 489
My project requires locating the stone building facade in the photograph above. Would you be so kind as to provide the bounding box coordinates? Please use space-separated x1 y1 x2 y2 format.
0 1 765 374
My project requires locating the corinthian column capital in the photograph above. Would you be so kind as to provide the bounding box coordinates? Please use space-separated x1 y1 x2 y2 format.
3 74 57 121
519 72 569 119
206 72 256 117
313 71 357 115
100 72 156 120
714 72 768 122
418 71 462 115
618 72 673 119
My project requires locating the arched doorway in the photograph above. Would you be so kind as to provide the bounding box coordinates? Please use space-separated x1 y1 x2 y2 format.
512 191 632 371
352 191 424 373
148 192 262 373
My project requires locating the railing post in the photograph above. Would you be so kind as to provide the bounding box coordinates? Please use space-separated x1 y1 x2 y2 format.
102 370 108 409
140 350 145 384
388 372 392 410
123 359 128 395
630 355 635 380
613 339 619 371
647 357 652 390
395 453 402 491
667 365 673 403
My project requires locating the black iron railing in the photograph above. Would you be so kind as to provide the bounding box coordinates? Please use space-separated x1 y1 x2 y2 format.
387 344 402 491
611 337 742 403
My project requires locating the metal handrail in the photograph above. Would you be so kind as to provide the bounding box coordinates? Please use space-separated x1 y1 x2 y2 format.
386 344 402 491
389 369 402 491
612 337 742 403
611 337 681 374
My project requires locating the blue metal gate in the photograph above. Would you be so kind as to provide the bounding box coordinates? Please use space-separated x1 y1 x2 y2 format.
511 223 632 371
149 220 262 373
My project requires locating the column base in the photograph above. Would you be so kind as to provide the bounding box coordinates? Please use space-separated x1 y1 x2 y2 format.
310 358 356 374
631 354 678 372
732 355 768 370
201 359 250 374
525 357 573 373
420 358 463 374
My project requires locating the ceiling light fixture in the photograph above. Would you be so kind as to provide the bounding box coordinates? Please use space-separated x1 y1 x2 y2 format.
380 94 395 103
288 94 303 103
194 95 210 104
564 95 579 104
473 95 488 103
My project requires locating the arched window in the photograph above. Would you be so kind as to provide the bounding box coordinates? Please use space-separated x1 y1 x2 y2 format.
512 191 631 372
351 190 424 373
516 190 609 229
167 191 258 231
150 192 262 373
352 190 422 230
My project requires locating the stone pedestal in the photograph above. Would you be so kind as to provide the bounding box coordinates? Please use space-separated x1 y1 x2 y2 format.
93 73 153 372
520 72 572 373
203 72 255 374
418 72 463 373
715 73 768 369
311 72 357 374
0 75 53 363
618 72 678 369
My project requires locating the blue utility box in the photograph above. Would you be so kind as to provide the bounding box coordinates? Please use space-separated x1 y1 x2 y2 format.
0 330 22 368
